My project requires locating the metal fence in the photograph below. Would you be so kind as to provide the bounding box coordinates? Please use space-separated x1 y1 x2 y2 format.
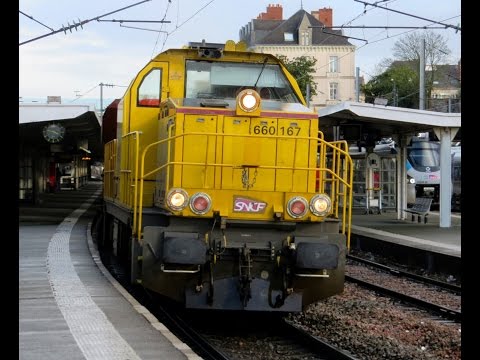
427 98 461 113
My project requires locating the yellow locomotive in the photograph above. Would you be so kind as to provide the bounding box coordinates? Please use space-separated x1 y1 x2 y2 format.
100 40 353 312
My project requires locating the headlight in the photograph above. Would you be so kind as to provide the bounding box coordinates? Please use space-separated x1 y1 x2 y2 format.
189 192 212 215
238 89 260 112
287 196 308 218
409 177 416 184
166 188 188 211
310 194 332 217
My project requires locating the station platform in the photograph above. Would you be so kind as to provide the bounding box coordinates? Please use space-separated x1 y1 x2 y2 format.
350 209 461 258
19 182 200 360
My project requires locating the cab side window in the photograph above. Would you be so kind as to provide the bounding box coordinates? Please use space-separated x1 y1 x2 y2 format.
138 69 161 107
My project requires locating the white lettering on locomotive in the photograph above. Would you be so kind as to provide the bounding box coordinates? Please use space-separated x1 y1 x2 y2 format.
233 197 267 213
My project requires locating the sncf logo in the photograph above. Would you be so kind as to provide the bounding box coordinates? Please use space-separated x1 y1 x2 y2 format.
234 197 267 213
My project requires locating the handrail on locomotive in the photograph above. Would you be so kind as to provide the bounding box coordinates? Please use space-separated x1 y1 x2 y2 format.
104 122 353 249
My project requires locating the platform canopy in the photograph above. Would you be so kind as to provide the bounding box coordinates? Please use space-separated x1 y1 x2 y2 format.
318 101 461 141
318 101 461 229
19 103 103 161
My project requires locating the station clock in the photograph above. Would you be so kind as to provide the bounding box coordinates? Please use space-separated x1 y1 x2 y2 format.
42 123 66 143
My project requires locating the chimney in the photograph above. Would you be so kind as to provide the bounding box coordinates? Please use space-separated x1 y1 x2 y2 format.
312 7 333 28
257 4 283 20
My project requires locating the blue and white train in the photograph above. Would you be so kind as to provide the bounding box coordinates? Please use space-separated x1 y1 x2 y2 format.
451 146 461 211
406 136 461 210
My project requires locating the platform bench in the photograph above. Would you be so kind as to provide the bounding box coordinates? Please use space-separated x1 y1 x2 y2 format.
404 197 433 224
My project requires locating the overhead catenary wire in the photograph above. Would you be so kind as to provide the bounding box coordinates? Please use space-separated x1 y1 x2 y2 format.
69 84 100 102
319 28 368 43
151 0 173 58
96 19 171 24
19 0 153 46
313 26 452 30
353 0 461 32
167 0 216 36
121 24 169 33
19 10 54 31
70 83 128 109
159 0 217 52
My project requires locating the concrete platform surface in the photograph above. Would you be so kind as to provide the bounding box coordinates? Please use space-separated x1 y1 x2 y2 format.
350 210 461 257
19 182 201 360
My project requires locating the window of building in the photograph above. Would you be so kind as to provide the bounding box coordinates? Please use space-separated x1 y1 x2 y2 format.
301 31 309 45
138 69 161 107
329 56 339 73
329 82 338 100
284 32 294 41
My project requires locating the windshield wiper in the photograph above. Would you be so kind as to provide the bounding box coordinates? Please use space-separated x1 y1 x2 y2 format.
253 57 269 88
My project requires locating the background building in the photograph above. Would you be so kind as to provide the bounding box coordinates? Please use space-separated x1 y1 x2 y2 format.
390 60 461 112
428 61 461 113
239 4 356 111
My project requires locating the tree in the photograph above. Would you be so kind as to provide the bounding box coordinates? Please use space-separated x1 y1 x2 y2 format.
393 30 451 66
362 65 419 108
392 30 451 96
363 30 454 108
277 55 317 101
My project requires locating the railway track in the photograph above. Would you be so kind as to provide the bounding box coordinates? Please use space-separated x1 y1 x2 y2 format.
347 253 461 294
186 310 360 360
348 234 461 282
346 255 461 323
345 274 461 322
99 248 359 359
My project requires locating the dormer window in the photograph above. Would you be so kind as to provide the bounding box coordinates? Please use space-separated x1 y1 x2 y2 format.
284 32 294 41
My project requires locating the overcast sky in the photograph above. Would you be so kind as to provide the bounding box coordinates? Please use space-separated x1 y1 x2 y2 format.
19 0 461 105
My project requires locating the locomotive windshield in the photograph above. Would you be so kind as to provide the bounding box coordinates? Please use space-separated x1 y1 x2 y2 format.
185 60 301 103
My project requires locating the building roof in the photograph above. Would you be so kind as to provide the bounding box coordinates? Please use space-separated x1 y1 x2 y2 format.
430 64 461 88
251 19 283 31
245 9 353 47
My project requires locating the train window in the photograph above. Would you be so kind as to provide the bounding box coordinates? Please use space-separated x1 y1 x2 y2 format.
452 165 461 180
138 69 161 107
407 148 440 168
185 60 300 103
